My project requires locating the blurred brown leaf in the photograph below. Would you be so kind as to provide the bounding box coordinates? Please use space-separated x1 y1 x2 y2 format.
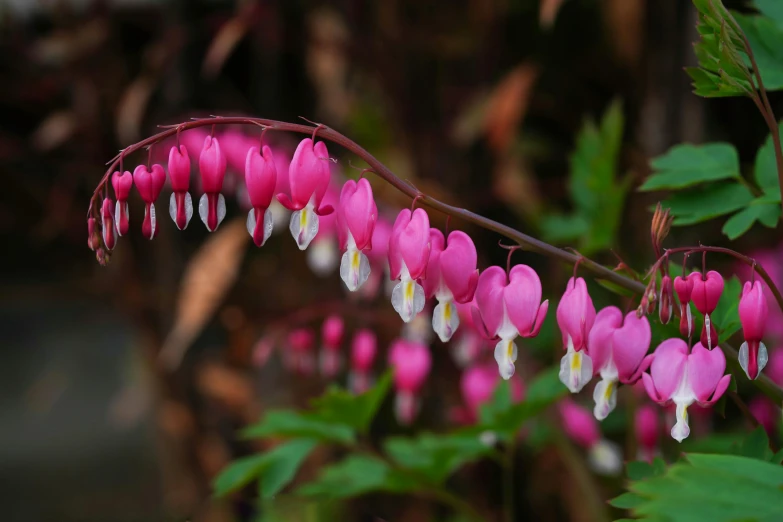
483 64 539 153
540 0 567 28
160 219 249 369
197 363 254 411
31 111 78 151
604 0 644 67
202 17 249 79
116 77 156 144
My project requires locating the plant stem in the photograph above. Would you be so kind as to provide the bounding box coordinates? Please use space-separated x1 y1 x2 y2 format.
425 488 485 522
90 116 783 404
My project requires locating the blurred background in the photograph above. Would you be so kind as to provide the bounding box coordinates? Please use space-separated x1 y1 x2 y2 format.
2 1 779 521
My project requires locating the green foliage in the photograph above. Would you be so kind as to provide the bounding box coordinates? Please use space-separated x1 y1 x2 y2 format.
214 439 318 498
540 99 630 255
241 410 355 445
640 144 740 191
308 371 392 434
296 455 417 498
736 13 783 91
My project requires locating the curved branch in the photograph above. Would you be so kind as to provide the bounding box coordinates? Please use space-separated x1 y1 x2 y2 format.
90 116 783 403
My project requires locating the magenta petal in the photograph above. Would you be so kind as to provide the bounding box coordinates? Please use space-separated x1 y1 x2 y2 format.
315 204 334 216
423 229 445 298
739 281 768 342
388 209 409 280
440 231 479 303
111 170 133 200
199 136 227 194
626 353 654 384
556 277 596 351
559 399 600 448
701 374 731 406
168 145 191 192
397 208 431 279
587 306 623 374
389 339 431 393
688 342 727 403
471 305 495 340
674 275 693 305
245 145 277 209
690 270 724 315
338 178 377 250
474 266 508 337
614 313 652 382
529 300 549 337
642 372 663 403
276 192 297 210
649 338 688 400
505 264 545 336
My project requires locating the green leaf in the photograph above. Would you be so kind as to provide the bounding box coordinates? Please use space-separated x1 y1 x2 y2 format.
258 439 318 499
754 0 783 29
241 410 355 445
739 426 773 461
736 13 783 91
610 492 646 509
722 201 781 239
662 182 754 225
213 439 318 498
309 371 392 434
539 214 588 243
214 454 270 497
641 143 740 191
626 460 654 481
296 455 416 498
384 433 493 485
754 122 783 195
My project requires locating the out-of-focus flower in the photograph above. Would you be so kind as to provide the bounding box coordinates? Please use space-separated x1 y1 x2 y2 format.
389 339 431 425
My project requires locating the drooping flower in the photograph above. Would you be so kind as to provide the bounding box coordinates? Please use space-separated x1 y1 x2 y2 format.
276 138 334 250
197 136 228 232
688 271 724 350
472 265 549 380
557 277 597 393
588 307 652 420
634 405 660 463
659 274 673 324
244 145 278 247
87 217 99 251
168 144 193 230
101 197 116 250
389 339 431 425
460 363 524 422
388 208 431 323
558 399 622 476
350 329 377 394
111 170 132 236
320 315 344 378
285 328 316 375
642 339 731 442
306 186 341 276
739 280 769 380
423 230 479 342
337 178 377 291
674 275 694 338
133 164 166 239
359 217 393 299
450 300 491 368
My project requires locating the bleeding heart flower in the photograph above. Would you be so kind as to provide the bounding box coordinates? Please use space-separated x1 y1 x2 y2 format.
557 277 596 393
111 170 132 236
635 404 660 463
389 208 431 323
337 178 377 291
168 144 194 230
286 328 315 375
739 280 769 380
688 271 724 349
460 362 524 422
471 265 549 380
558 399 622 476
101 198 116 250
244 145 278 247
198 136 227 232
132 164 166 240
642 339 731 442
389 339 431 425
350 329 377 394
423 230 479 342
320 315 344 378
276 138 334 250
588 307 652 420
674 275 694 338
659 274 673 324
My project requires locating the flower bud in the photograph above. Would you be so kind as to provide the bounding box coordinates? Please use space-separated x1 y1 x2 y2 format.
659 275 673 324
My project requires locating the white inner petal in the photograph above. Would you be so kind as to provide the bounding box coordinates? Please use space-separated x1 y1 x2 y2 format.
559 338 593 393
493 337 518 380
339 234 371 291
588 439 623 476
592 377 618 421
391 263 426 323
432 298 460 343
289 202 319 250
307 236 339 276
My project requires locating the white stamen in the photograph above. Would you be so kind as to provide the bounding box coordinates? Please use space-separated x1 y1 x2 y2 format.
493 337 518 380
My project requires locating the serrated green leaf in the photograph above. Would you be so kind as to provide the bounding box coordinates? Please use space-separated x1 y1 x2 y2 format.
610 492 646 509
754 122 783 195
296 455 416 498
310 371 392 434
663 182 753 225
258 439 318 498
641 143 740 191
241 410 355 445
736 13 783 91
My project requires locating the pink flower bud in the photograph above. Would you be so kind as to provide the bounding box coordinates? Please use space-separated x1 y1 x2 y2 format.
168 144 193 230
642 339 731 442
559 399 600 449
738 281 769 380
322 315 344 349
101 198 116 250
111 170 132 236
472 265 548 380
588 306 652 420
198 136 227 232
634 405 660 462
87 217 99 251
350 329 377 394
461 363 524 418
389 208 431 323
286 328 315 375
689 271 724 349
337 178 377 291
749 397 779 436
389 339 431 425
659 274 673 324
674 275 694 338
133 164 166 240
244 145 278 247
556 277 596 393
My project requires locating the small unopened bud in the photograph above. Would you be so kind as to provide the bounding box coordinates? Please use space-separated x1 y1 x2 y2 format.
87 217 99 251
96 247 110 266
659 275 673 324
650 203 673 255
